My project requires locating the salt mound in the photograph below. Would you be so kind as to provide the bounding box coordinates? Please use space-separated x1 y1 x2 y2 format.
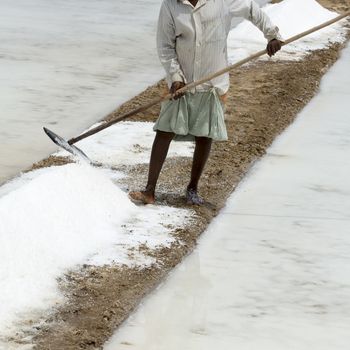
0 163 136 331
228 0 347 62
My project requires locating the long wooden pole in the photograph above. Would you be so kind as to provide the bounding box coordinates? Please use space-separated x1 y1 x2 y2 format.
68 11 349 145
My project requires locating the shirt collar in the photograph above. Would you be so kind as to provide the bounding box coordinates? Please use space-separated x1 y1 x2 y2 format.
179 0 208 8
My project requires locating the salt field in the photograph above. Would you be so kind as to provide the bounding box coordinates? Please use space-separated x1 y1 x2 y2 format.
104 43 350 350
0 0 349 348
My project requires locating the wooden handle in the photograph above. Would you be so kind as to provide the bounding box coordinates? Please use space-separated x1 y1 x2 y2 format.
68 11 349 145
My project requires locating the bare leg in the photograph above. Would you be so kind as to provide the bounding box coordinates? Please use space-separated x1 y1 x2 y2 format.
187 136 212 204
129 130 174 204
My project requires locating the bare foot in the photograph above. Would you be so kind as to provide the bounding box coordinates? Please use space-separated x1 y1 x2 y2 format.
186 188 204 205
128 190 155 205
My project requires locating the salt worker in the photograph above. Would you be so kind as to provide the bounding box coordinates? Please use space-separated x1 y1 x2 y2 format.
129 0 282 205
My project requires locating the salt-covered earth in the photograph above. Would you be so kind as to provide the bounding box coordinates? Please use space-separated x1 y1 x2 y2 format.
0 0 349 347
0 139 194 342
55 121 195 166
104 40 350 350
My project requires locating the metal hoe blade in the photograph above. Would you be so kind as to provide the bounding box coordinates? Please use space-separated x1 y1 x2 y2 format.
43 127 91 163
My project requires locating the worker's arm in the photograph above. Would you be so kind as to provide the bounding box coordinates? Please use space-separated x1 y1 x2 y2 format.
157 1 186 89
227 0 283 56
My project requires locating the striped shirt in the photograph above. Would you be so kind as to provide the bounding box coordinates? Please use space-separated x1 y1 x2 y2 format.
157 0 282 95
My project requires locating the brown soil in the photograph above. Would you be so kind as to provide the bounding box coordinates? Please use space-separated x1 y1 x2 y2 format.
9 1 349 349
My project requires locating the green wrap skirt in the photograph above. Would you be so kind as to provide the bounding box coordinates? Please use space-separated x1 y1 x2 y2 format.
153 88 228 142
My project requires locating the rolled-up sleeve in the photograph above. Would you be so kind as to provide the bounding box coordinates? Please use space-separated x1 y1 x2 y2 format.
227 0 283 42
157 1 186 84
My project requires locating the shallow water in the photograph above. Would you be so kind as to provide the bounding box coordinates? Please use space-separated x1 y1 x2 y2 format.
104 43 350 349
0 0 163 183
0 0 269 184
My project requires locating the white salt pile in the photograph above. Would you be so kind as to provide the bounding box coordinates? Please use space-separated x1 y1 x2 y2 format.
228 0 347 62
0 162 191 338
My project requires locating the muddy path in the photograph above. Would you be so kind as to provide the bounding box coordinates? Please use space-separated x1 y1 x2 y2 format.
9 1 349 349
